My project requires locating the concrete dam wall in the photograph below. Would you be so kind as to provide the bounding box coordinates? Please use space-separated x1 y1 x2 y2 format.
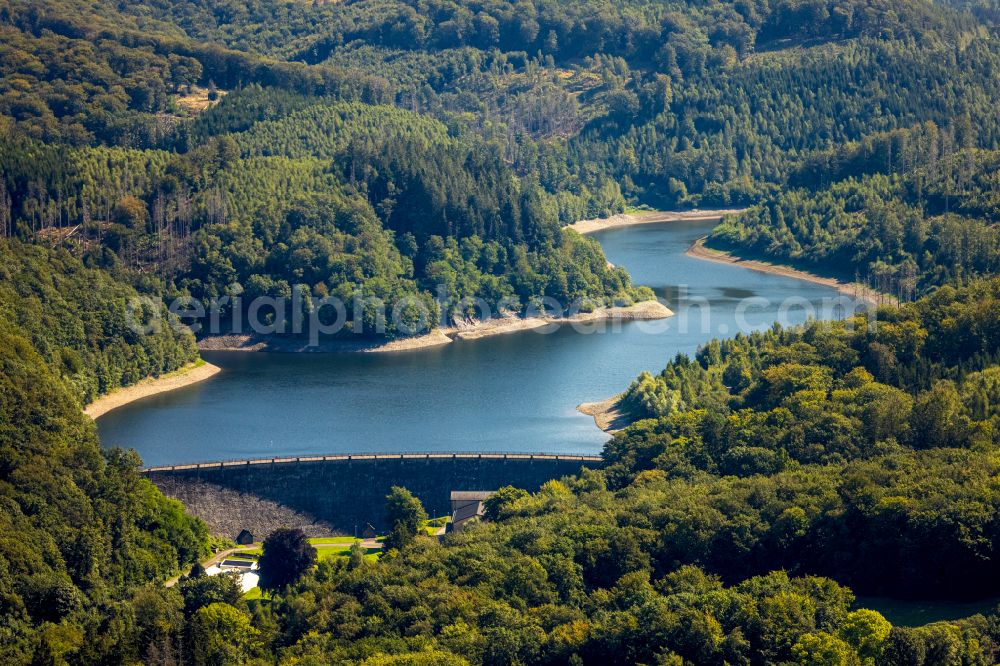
146 453 602 539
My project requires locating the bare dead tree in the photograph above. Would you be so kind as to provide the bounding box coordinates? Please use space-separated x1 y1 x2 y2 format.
80 196 91 251
153 191 167 266
0 179 11 238
206 188 227 226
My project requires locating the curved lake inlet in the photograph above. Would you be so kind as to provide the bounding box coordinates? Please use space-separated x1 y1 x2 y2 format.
98 219 856 466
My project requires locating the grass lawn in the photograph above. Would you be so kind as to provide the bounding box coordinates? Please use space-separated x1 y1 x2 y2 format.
243 587 264 601
422 516 450 535
243 539 382 601
308 537 381 561
308 537 357 546
242 537 382 564
314 543 380 562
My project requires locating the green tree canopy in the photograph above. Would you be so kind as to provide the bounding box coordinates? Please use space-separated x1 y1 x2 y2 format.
258 527 317 592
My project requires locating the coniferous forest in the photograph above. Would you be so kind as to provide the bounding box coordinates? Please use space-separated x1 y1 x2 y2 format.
4 0 1000 662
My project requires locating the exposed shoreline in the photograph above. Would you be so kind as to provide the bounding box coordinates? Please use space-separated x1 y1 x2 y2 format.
566 208 746 235
197 300 674 353
84 361 221 419
685 237 893 307
576 394 629 433
196 329 454 353
576 226 894 433
451 300 674 341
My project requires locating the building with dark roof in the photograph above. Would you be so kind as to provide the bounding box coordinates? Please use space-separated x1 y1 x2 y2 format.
448 490 495 532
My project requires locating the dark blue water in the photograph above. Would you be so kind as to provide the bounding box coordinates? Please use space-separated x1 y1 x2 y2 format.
98 219 855 466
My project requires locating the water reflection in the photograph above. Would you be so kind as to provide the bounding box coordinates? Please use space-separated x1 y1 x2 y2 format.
98 219 855 466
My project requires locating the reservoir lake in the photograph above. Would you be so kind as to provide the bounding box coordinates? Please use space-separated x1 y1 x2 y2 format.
98 219 854 466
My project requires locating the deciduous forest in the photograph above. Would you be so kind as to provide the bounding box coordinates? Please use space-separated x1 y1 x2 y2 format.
3 0 1000 662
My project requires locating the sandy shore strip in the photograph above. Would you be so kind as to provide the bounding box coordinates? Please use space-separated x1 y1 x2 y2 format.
197 300 674 352
84 361 221 419
576 394 629 433
451 300 673 341
686 237 894 307
198 329 454 353
566 208 746 235
577 241 893 434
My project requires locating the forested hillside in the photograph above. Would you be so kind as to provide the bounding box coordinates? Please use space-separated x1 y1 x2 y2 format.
3 0 1000 311
610 279 1000 592
10 277 998 664
3 0 1000 662
0 240 208 662
117 280 1000 665
0 240 198 404
708 126 1000 297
